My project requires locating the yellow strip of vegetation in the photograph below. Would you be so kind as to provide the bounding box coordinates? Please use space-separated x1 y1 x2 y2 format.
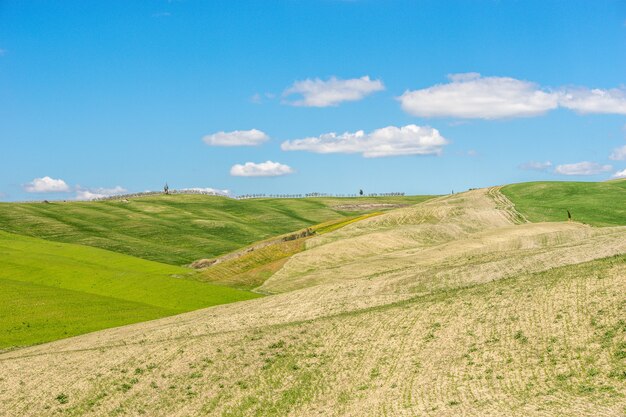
194 212 384 290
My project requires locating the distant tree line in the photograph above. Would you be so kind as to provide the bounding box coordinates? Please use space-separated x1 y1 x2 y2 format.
88 189 406 202
235 191 405 199
91 189 227 201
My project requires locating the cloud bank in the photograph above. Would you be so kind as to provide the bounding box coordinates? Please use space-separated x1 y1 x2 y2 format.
203 129 269 146
399 73 626 119
281 124 447 158
24 176 70 193
399 74 559 119
554 161 612 176
283 76 384 107
75 186 127 200
560 88 626 115
230 161 294 177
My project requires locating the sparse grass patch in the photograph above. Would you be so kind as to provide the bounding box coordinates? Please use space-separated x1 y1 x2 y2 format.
55 393 68 404
513 330 528 343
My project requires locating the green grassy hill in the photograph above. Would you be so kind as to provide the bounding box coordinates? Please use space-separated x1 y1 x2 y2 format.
0 230 260 350
501 180 626 226
0 194 431 265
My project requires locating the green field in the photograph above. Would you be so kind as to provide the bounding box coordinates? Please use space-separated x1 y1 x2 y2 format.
0 194 432 265
0 230 261 350
501 180 626 227
0 194 431 350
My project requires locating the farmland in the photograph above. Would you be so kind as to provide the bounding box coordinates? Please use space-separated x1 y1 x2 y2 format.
0 183 624 416
501 180 626 227
0 230 260 350
0 194 431 265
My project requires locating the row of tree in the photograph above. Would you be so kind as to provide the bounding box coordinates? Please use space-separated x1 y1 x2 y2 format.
235 191 405 199
91 189 406 202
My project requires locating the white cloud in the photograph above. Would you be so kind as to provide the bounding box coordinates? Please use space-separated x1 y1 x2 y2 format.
180 187 230 196
203 129 269 146
610 145 626 161
399 73 559 119
250 92 277 104
399 73 626 119
281 124 448 158
24 176 70 193
559 88 626 115
75 186 127 200
613 168 626 179
283 76 384 107
519 161 553 171
554 161 612 176
230 161 294 177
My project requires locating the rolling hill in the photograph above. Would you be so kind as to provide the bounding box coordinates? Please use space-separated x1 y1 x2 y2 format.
0 230 260 350
0 184 624 416
501 180 626 227
0 194 432 265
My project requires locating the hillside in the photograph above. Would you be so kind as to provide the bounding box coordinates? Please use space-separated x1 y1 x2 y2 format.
0 194 432 265
501 180 626 227
1 186 624 416
0 231 260 350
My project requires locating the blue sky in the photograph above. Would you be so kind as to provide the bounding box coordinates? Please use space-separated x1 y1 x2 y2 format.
1 0 625 201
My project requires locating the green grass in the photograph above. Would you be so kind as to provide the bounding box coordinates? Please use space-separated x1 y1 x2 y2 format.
0 194 432 265
501 180 626 226
0 230 261 350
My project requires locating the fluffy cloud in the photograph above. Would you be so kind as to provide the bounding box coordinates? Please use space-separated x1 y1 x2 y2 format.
24 176 70 193
399 73 626 119
230 161 294 177
283 76 384 107
554 161 612 176
613 168 626 179
75 186 127 200
559 88 626 115
609 145 626 161
519 161 553 171
203 129 269 146
398 73 559 119
281 124 447 158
